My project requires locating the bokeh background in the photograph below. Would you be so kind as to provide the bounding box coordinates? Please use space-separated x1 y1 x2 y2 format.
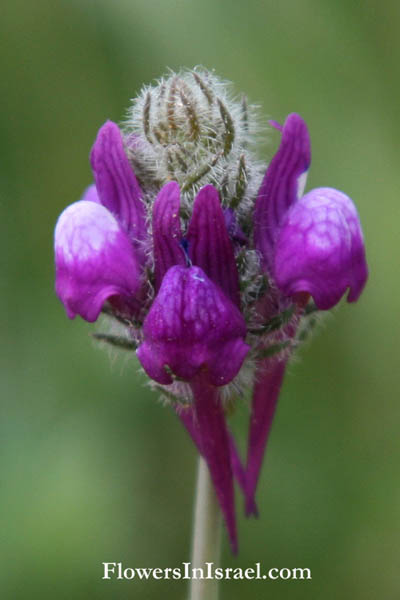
1 1 399 598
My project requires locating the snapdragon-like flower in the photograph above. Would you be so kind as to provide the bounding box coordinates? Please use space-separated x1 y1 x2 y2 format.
54 69 368 553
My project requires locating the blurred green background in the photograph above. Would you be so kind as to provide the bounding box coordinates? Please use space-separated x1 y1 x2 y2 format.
1 0 399 598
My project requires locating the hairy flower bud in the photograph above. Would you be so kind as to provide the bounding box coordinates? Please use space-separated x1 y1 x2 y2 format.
124 68 263 217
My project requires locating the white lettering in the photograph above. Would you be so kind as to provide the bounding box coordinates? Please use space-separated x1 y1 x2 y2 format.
102 563 116 580
233 568 244 580
192 568 204 580
183 562 191 579
279 568 291 580
172 568 182 580
244 567 255 579
135 568 152 580
206 562 213 579
255 562 261 580
100 562 312 582
224 567 233 580
123 568 135 580
292 567 312 580
268 568 279 580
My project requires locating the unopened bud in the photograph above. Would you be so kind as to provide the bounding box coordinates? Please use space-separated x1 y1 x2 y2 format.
125 68 263 214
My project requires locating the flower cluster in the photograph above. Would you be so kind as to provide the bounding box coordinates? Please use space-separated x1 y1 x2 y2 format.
54 69 368 553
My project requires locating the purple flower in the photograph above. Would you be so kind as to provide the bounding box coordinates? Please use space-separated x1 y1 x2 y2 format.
54 121 147 322
254 115 368 309
54 71 368 553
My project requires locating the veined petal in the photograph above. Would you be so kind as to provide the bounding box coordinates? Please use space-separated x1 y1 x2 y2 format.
255 114 311 271
152 181 185 291
90 121 147 245
187 185 240 306
274 187 368 309
190 376 238 554
137 265 249 385
54 200 141 322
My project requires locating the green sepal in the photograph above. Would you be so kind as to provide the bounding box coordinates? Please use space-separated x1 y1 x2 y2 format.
230 154 247 209
304 300 319 315
92 333 138 351
249 305 295 336
297 316 318 343
217 98 235 156
256 340 292 359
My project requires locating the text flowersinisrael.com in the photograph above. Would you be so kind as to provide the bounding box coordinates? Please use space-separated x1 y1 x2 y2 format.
102 562 312 581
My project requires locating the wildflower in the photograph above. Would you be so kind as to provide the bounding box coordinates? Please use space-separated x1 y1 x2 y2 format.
54 69 368 553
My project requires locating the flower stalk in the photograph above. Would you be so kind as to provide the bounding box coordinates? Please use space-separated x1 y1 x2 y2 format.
190 456 222 600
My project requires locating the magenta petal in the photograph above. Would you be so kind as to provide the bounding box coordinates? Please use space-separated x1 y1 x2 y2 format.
82 184 100 203
137 265 249 385
207 338 251 386
135 344 173 385
191 377 238 554
90 121 147 245
152 181 185 291
54 200 141 322
255 113 311 271
274 187 368 309
187 185 241 306
245 359 286 516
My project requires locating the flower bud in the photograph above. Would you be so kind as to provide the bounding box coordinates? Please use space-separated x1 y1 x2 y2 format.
124 68 262 214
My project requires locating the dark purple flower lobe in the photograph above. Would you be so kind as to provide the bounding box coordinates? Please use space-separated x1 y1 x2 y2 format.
54 200 141 322
152 181 186 291
187 185 241 306
254 113 311 272
274 187 368 309
137 265 249 385
90 121 147 246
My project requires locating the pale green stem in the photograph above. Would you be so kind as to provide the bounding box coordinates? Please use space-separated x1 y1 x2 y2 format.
189 456 222 600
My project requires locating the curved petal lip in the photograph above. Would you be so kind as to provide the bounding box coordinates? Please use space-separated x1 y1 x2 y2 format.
54 200 141 322
136 342 174 385
60 285 126 322
207 338 250 386
137 339 250 387
137 265 249 385
273 188 368 310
